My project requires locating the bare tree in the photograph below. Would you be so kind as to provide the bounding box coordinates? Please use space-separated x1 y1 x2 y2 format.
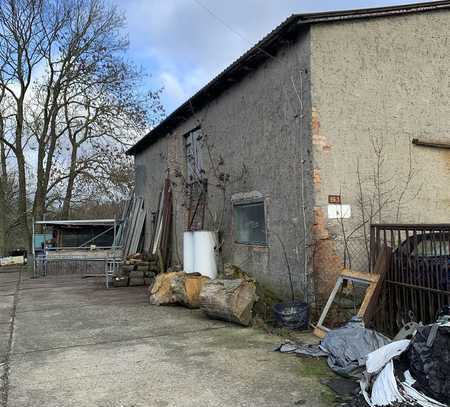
0 0 49 244
0 0 164 249
0 85 19 254
339 133 422 270
28 0 129 222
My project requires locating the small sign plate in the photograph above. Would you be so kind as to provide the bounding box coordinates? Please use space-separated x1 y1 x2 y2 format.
328 195 342 204
328 204 351 219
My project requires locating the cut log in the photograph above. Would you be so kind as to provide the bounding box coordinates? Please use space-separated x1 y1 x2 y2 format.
149 272 183 305
148 272 209 308
199 279 257 326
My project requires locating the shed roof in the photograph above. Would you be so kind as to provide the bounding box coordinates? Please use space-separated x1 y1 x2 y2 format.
127 1 450 156
35 219 116 227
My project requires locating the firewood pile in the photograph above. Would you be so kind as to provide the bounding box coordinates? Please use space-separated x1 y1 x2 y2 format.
112 253 158 287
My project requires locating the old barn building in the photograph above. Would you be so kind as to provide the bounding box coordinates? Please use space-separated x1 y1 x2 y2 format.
128 2 450 309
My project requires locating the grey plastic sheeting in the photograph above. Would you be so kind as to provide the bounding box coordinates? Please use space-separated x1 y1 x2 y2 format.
319 320 391 378
274 342 328 358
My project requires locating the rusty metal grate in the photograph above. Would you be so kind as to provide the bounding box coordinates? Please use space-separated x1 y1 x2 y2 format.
370 224 450 336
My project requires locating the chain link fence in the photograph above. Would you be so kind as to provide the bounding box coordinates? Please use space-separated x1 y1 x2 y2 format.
334 235 371 272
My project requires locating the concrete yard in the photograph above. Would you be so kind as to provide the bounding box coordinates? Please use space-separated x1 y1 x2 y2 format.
0 268 335 407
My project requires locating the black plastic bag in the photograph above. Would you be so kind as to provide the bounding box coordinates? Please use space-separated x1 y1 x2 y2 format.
408 324 450 404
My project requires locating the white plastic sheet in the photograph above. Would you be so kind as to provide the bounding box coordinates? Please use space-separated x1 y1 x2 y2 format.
183 232 194 274
366 339 410 374
183 231 218 279
193 231 217 279
370 361 404 406
361 340 446 407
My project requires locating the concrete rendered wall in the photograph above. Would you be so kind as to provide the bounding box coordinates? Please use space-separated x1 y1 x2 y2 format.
135 28 314 301
310 10 450 304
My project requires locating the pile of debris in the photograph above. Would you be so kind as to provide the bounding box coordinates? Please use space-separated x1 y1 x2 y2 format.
360 323 450 406
148 265 258 326
275 312 450 407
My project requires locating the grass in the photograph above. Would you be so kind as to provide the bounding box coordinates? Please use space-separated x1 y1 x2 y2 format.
296 357 334 379
296 358 337 405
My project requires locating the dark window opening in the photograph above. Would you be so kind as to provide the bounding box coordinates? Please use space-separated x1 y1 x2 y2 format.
185 128 203 183
234 201 267 245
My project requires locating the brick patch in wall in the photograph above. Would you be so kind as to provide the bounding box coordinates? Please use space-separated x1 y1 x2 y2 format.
312 108 331 152
312 206 343 316
313 168 321 191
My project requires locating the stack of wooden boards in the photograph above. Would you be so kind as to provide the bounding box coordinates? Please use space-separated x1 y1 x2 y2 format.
115 196 146 257
150 178 172 273
116 177 173 273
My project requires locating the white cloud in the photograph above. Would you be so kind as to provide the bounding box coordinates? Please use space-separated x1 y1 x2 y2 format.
119 0 429 113
159 71 187 105
159 65 210 108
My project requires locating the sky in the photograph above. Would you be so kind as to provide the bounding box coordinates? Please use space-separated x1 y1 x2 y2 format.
119 0 427 114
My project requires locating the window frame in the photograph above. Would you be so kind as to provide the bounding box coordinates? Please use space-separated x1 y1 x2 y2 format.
232 198 268 247
184 126 203 184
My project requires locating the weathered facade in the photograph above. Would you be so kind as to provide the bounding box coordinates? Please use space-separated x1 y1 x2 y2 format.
310 8 450 300
130 2 450 309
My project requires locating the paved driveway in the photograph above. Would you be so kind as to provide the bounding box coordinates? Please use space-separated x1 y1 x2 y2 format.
0 268 334 407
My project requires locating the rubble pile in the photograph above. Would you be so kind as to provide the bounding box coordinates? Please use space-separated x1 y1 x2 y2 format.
275 315 450 407
360 323 450 407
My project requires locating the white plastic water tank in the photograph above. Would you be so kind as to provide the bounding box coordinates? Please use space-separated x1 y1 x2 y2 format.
193 231 217 279
183 231 195 274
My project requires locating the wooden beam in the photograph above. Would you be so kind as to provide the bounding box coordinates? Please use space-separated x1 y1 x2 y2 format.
412 138 450 150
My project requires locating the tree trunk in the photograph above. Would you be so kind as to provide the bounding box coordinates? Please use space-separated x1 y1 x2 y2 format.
33 78 62 224
149 272 210 308
61 142 78 219
15 96 31 252
0 121 7 256
199 279 257 326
